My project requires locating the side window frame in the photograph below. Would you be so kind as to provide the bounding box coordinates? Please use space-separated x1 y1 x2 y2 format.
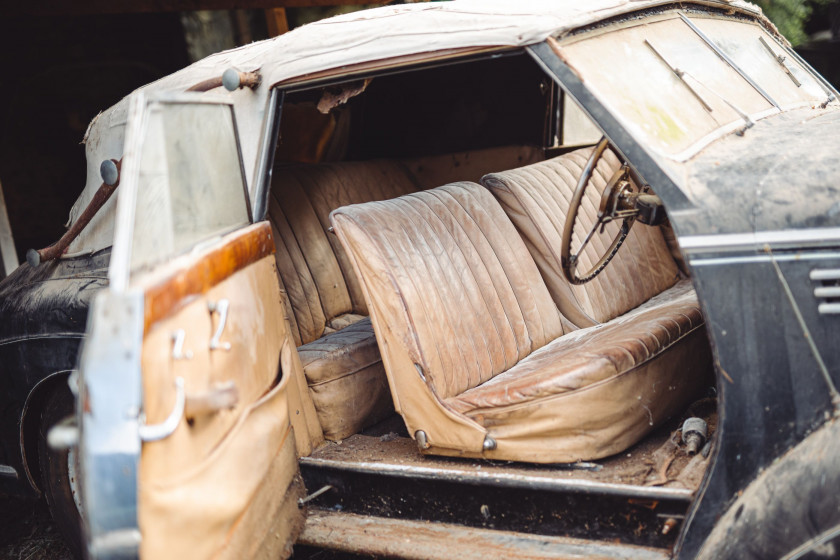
109 92 252 289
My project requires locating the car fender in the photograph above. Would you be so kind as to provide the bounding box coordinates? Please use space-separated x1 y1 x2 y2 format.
19 369 74 494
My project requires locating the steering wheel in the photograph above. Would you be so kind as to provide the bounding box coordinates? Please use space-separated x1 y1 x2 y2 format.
560 137 640 285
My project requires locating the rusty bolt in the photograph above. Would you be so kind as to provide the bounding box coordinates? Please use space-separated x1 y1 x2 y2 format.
681 417 708 455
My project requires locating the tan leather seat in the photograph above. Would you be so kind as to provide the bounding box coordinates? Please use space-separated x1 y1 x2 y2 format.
331 183 710 462
269 160 416 440
269 147 544 440
482 147 681 328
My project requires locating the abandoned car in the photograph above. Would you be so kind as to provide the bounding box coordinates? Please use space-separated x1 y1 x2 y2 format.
1 0 839 558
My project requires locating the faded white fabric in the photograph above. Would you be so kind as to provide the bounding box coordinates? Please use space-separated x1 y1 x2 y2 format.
67 0 764 254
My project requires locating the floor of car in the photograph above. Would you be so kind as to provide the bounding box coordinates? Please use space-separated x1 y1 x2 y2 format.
296 398 715 555
304 395 715 495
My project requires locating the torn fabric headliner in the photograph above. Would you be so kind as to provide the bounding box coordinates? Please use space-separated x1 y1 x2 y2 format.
68 0 765 254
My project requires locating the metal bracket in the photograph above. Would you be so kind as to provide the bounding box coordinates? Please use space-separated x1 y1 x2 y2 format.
138 377 185 442
171 329 193 360
208 299 232 351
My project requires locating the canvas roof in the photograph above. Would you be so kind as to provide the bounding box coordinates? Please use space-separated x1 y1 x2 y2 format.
68 0 766 254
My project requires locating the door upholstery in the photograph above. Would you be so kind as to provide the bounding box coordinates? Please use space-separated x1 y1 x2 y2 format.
137 223 322 560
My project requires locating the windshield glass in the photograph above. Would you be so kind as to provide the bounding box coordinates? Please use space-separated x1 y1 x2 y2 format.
560 13 830 160
690 16 827 109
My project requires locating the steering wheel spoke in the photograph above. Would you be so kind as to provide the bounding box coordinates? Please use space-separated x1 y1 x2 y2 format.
560 136 638 285
574 216 606 264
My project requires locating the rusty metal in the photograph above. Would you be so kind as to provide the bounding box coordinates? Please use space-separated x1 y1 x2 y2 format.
27 159 121 267
186 70 261 93
681 418 708 455
300 434 693 549
298 509 670 560
302 434 698 500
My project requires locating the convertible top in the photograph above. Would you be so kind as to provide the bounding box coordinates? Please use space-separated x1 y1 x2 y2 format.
68 0 767 254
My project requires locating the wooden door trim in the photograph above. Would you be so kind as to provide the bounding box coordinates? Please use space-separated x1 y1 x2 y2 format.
143 222 275 332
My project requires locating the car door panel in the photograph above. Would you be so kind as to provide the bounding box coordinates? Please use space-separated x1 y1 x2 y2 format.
79 95 319 559
136 225 307 559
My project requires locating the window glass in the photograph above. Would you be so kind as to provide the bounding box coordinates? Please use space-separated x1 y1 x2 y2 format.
690 16 827 109
562 94 603 146
131 102 250 270
562 17 774 157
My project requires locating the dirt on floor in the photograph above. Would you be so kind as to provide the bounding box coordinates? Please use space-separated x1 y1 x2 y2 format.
0 493 72 560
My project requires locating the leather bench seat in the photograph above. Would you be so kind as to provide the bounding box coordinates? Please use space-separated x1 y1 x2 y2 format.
269 146 543 440
330 183 710 463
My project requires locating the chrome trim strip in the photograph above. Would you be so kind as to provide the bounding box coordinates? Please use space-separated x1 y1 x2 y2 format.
0 464 18 478
690 252 840 268
251 88 281 222
108 93 146 293
0 332 84 347
811 269 840 281
814 286 840 297
681 228 840 254
818 303 840 315
300 456 694 501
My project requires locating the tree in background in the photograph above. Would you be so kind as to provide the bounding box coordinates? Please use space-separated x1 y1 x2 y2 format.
755 0 835 45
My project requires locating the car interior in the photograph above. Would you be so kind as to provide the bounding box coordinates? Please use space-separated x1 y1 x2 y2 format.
267 50 716 491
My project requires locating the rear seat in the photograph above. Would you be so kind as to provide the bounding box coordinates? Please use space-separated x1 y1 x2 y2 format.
268 146 543 440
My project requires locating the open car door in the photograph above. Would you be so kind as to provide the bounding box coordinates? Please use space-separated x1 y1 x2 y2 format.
77 93 315 560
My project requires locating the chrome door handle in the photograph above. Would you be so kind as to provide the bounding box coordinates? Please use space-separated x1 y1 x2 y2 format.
171 329 193 360
139 377 185 442
208 299 232 351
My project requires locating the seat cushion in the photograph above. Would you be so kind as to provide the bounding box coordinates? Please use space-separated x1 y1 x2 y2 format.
482 147 680 328
447 279 702 413
270 149 547 442
297 317 393 440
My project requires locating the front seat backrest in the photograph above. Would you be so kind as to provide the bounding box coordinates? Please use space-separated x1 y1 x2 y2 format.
330 182 567 400
482 147 680 328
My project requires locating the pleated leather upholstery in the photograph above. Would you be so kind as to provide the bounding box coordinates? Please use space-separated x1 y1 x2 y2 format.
447 279 702 413
270 160 418 345
482 147 680 328
268 147 545 440
297 317 393 440
331 182 710 462
331 182 566 400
